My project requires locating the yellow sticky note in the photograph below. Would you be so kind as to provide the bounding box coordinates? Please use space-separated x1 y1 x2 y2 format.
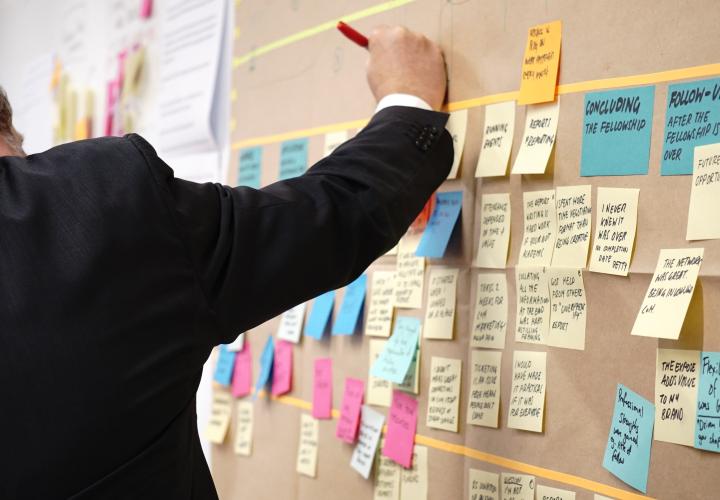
475 101 516 177
551 185 592 268
365 271 396 337
400 446 428 500
631 248 704 339
536 485 576 500
475 193 511 269
423 268 458 339
687 143 720 240
594 496 615 500
518 20 562 105
446 109 468 179
501 473 536 500
467 350 502 428
374 450 400 500
507 351 547 433
296 413 319 477
469 469 499 500
233 401 253 456
323 130 348 158
515 267 550 345
588 187 639 276
205 390 233 444
511 101 560 174
547 268 587 351
471 273 508 349
395 234 425 309
519 190 557 267
367 339 392 407
426 357 462 432
654 348 700 446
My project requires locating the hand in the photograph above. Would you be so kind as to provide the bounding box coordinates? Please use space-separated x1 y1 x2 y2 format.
366 26 447 111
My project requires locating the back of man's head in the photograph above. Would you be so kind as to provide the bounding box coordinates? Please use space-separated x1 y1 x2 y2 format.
0 86 26 157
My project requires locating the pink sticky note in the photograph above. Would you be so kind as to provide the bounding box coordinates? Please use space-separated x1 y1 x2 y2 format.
231 343 252 397
139 0 153 18
312 358 333 419
382 390 418 468
271 340 292 396
336 378 365 443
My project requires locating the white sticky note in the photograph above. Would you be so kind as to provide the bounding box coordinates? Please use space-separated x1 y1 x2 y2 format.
588 188 639 276
512 100 560 174
323 130 348 157
366 271 396 337
471 273 508 349
547 268 587 351
296 413 319 477
518 190 557 267
687 143 720 240
467 350 502 428
426 357 462 432
367 339 393 407
205 390 233 444
446 109 468 179
536 484 576 500
233 401 253 456
552 185 592 268
395 235 425 309
475 101 516 177
423 268 459 339
374 450 401 500
468 469 500 500
515 267 550 345
501 473 536 500
475 193 511 269
226 332 245 352
507 351 547 433
351 405 386 479
277 303 307 344
399 446 428 500
654 348 700 446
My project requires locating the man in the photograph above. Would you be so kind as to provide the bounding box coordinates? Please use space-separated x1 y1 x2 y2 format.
0 26 452 499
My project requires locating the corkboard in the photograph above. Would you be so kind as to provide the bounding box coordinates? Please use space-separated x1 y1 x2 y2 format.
213 1 720 498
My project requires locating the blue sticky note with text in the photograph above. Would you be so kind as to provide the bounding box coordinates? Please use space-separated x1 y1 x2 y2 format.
213 345 236 386
254 336 275 396
332 274 367 335
661 78 720 175
415 191 463 258
278 138 308 180
237 147 262 188
695 352 720 452
370 316 420 383
580 86 655 176
305 290 335 339
602 384 655 493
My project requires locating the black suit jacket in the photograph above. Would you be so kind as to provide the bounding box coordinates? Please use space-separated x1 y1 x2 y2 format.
0 106 452 499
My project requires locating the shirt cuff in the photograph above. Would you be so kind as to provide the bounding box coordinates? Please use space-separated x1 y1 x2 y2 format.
374 93 433 113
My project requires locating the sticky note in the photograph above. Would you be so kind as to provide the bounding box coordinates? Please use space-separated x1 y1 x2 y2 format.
213 345 236 386
367 339 392 407
323 130 348 157
467 350 502 428
469 469 499 500
305 290 335 340
602 384 655 493
365 271 395 337
518 20 561 104
296 413 319 477
423 268 458 339
687 143 720 240
475 193 511 269
233 401 253 456
518 190 557 266
551 185 592 268
276 303 306 344
383 390 418 468
254 336 274 395
351 405 385 478
279 138 308 180
225 332 245 352
205 389 232 444
371 317 421 384
237 147 262 188
231 343 252 397
426 357 462 432
374 450 401 500
631 248 704 339
536 485 576 500
471 273 508 349
695 351 720 452
271 340 292 396
501 473 536 500
400 446 428 500
662 78 720 175
512 101 560 174
336 378 364 443
139 0 153 18
588 188 640 276
508 351 547 432
594 496 615 500
332 274 367 335
475 101 516 177
547 268 587 351
581 86 656 177
654 348 700 446
312 358 333 419
395 345 420 395
415 191 463 259
446 109 468 178
395 234 425 308
515 267 550 345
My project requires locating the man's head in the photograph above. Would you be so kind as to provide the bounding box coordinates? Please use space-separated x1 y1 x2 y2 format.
0 86 26 157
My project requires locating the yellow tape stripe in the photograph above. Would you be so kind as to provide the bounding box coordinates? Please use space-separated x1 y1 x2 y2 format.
233 0 414 68
258 392 654 500
231 62 720 150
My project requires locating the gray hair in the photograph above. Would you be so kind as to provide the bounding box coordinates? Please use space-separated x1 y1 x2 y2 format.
0 86 26 156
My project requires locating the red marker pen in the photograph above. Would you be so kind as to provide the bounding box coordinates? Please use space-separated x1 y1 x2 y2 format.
337 21 369 48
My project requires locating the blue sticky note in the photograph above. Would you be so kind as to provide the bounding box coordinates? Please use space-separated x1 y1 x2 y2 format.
305 290 335 339
370 316 420 383
237 146 262 188
695 352 720 452
254 336 275 396
213 344 236 386
415 191 463 258
661 78 720 175
332 274 367 335
580 86 655 176
278 138 308 180
602 384 655 493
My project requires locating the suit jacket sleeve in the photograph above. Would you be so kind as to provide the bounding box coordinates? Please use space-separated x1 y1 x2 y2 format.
129 105 453 345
